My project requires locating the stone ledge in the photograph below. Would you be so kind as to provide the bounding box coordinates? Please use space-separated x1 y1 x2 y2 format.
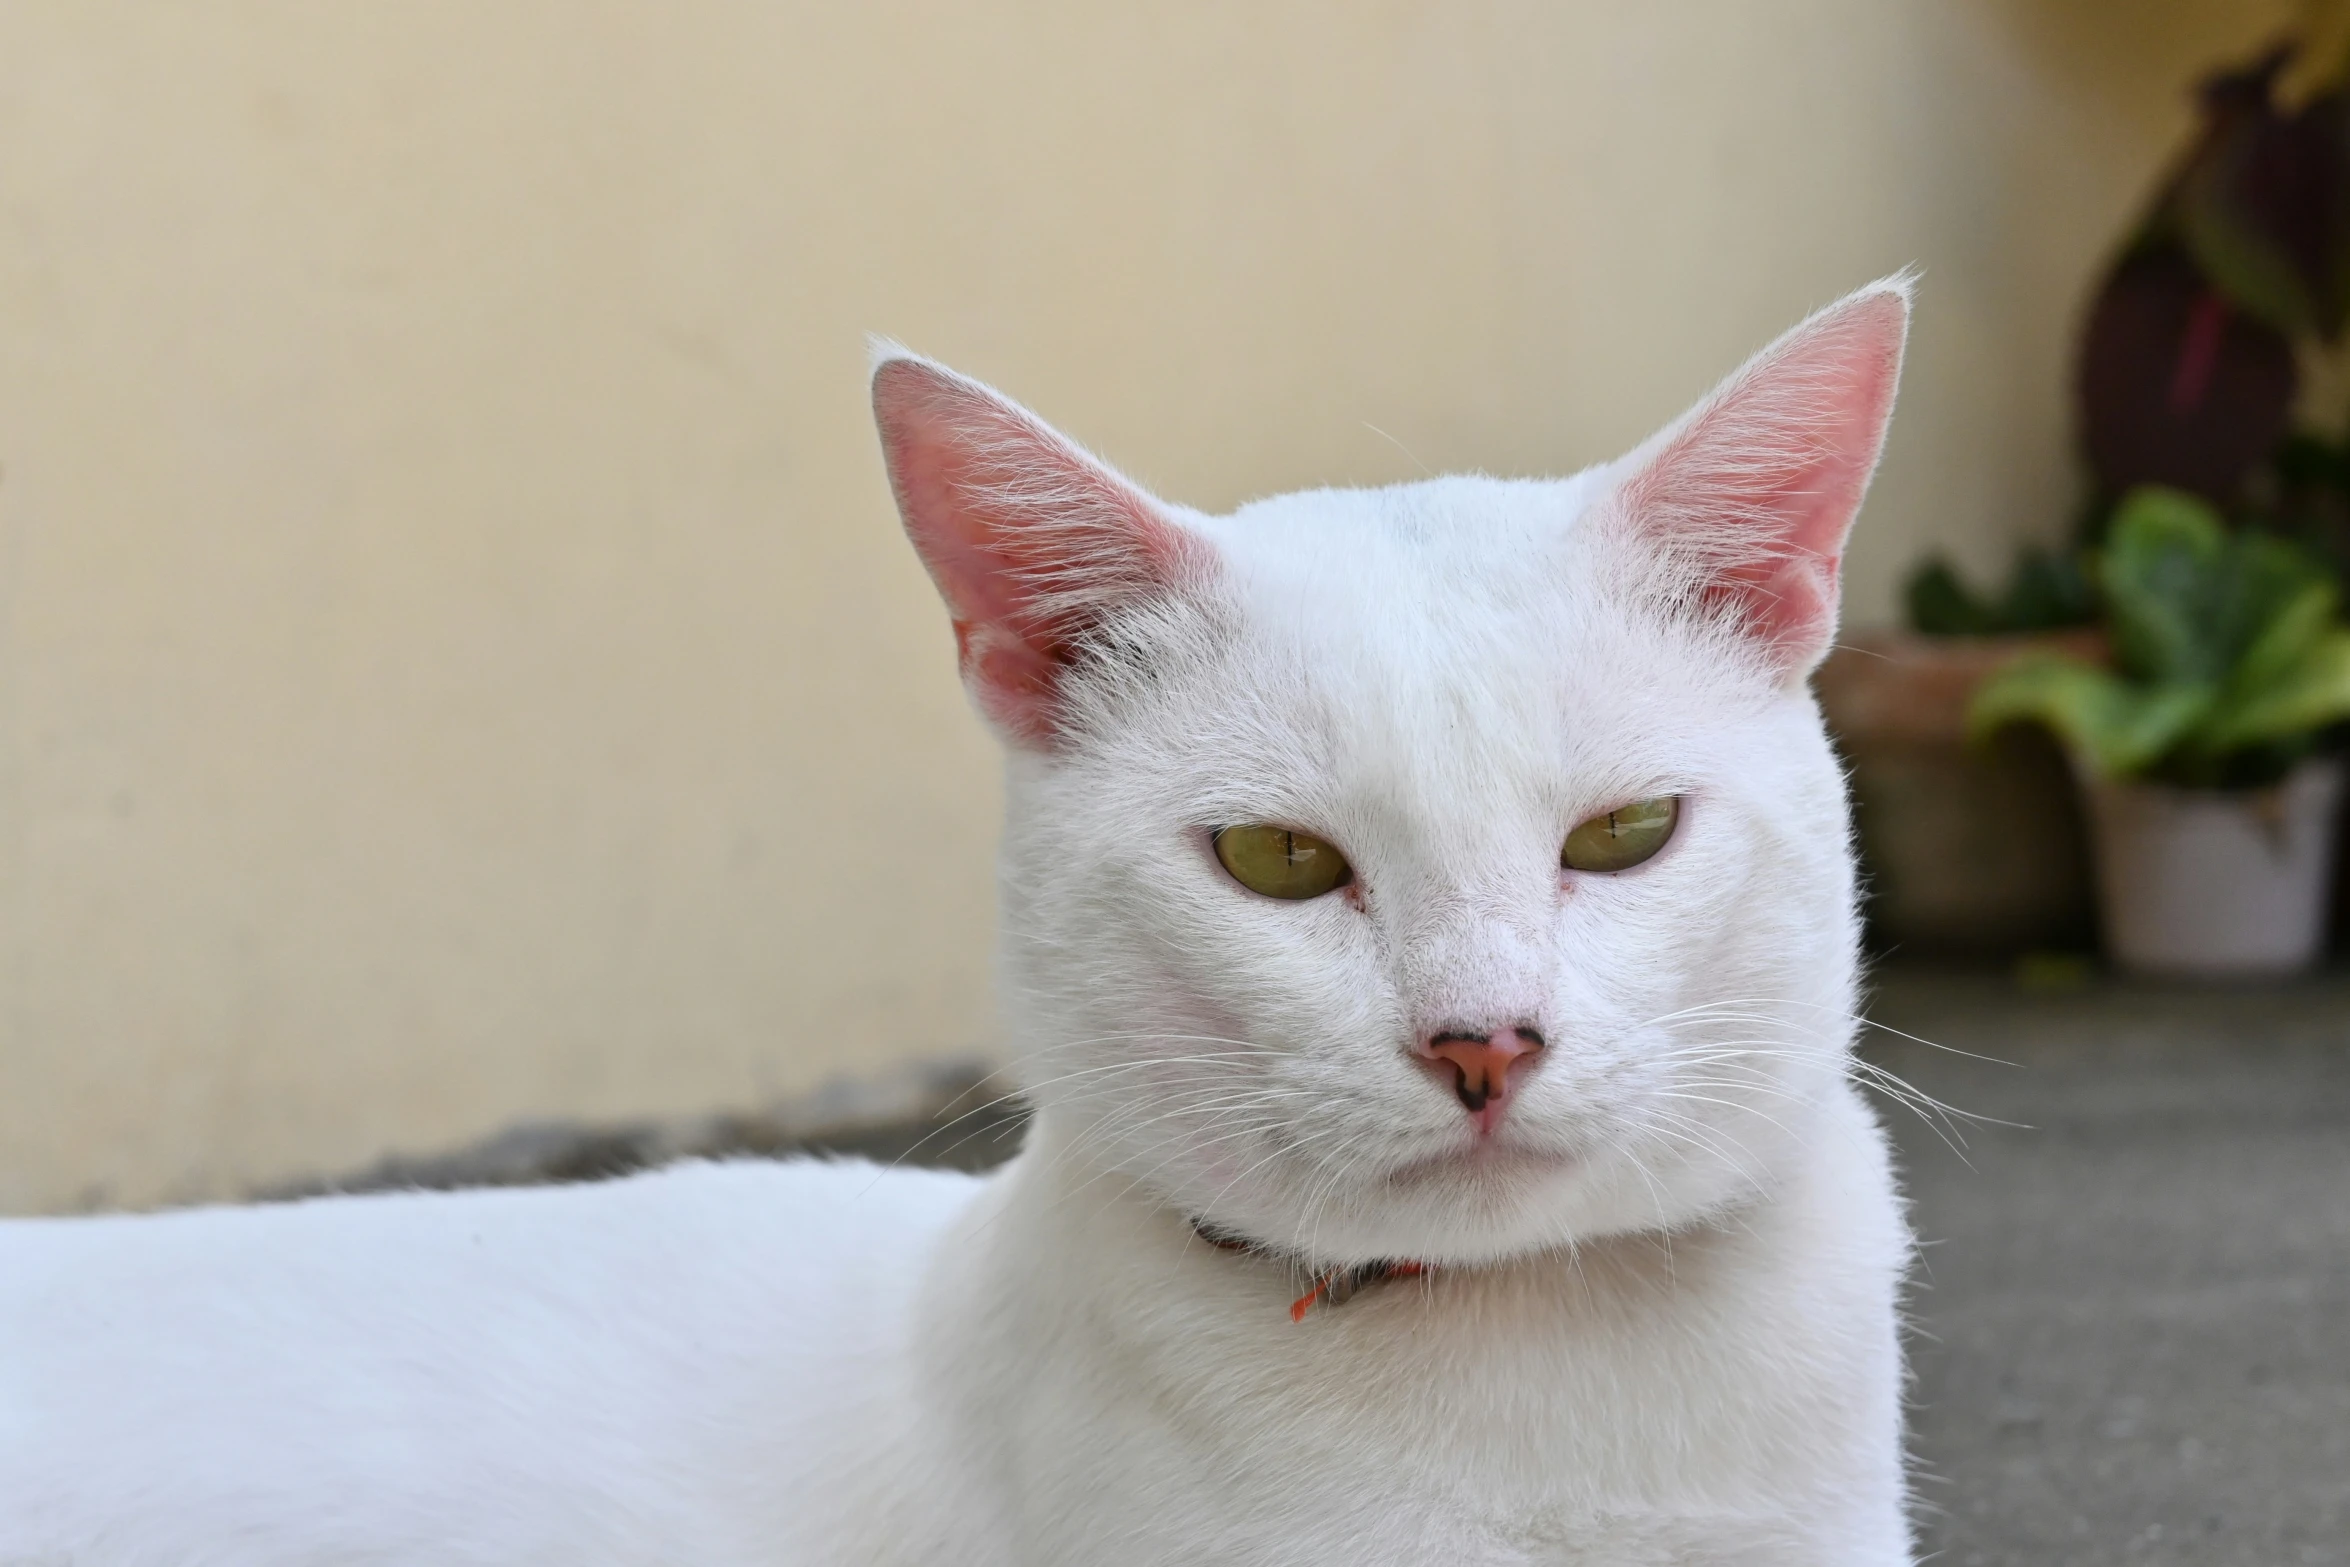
261 1055 1025 1199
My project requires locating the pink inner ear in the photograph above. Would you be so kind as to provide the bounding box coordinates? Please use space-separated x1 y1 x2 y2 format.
1621 286 1908 671
872 355 1196 746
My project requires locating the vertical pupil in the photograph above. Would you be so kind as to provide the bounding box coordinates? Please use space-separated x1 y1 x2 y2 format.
1282 830 1300 865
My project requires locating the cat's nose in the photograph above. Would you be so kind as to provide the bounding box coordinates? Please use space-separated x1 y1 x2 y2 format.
1411 1026 1544 1124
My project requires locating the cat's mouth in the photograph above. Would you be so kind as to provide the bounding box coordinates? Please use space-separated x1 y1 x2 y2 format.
1381 1136 1576 1190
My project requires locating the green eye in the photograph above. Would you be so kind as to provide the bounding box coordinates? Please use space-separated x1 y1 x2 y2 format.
1561 796 1680 873
1213 824 1354 900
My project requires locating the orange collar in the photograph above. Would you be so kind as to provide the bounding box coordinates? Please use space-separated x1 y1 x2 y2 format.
1191 1220 1430 1322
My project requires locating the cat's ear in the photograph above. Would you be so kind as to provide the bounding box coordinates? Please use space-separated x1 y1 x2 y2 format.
1610 276 1911 680
871 346 1205 748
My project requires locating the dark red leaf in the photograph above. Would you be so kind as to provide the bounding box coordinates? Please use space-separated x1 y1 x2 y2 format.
2079 244 2296 501
2172 45 2350 338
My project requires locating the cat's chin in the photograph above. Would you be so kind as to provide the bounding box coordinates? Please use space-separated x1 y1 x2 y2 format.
1295 1127 1772 1266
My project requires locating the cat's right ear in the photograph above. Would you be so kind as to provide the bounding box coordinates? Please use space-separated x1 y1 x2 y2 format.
1606 278 1910 682
871 346 1205 749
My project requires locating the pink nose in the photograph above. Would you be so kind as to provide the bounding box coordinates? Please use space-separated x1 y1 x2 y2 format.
1412 1027 1545 1116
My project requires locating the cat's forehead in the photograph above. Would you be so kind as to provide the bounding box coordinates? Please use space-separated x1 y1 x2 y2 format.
1202 473 1600 604
1164 472 1750 826
1206 472 1720 685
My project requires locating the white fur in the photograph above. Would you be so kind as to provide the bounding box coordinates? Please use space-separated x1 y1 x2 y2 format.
2 284 1916 1564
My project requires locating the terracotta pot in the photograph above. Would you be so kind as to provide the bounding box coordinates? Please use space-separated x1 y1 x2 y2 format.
2079 759 2344 979
1816 629 2105 956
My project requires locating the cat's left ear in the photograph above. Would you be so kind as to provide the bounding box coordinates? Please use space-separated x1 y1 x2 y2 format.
1611 276 1911 680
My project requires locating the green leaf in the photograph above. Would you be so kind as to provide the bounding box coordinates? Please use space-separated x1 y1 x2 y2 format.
2210 532 2335 676
2196 627 2350 752
1968 654 2217 779
1998 547 2098 632
2100 487 2230 681
1905 550 2099 637
1904 557 2001 636
1965 480 2350 777
2223 569 2338 701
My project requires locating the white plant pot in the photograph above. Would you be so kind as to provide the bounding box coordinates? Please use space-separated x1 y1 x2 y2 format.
2080 758 2345 979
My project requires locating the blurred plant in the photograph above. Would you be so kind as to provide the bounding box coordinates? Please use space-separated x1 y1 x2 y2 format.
1969 487 2350 788
2254 426 2350 568
2079 28 2350 507
1904 547 2097 636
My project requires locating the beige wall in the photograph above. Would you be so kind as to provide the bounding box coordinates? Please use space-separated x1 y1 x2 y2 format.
0 0 2294 1212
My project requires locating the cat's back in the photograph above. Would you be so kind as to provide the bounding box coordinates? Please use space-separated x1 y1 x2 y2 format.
0 1156 981 1564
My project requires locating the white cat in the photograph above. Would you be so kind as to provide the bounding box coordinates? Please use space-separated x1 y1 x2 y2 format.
1 279 1915 1565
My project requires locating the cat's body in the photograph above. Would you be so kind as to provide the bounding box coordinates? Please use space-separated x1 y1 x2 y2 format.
2 1161 971 1563
4 1099 1903 1565
2 281 1918 1563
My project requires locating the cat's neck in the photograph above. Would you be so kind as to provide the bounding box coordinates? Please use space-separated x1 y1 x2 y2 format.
914 1084 1906 1552
927 1085 1892 1427
971 1108 1761 1328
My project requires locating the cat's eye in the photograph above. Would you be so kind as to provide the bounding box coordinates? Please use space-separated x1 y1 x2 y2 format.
1561 796 1680 873
1213 824 1354 901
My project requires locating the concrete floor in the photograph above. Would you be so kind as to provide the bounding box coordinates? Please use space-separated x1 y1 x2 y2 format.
1866 971 2350 1567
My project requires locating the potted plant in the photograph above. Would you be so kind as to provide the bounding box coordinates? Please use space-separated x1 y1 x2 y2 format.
1837 22 2350 964
1816 554 2100 956
1970 487 2350 976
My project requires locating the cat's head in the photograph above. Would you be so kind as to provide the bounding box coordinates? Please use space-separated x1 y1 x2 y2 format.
872 281 1907 1265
